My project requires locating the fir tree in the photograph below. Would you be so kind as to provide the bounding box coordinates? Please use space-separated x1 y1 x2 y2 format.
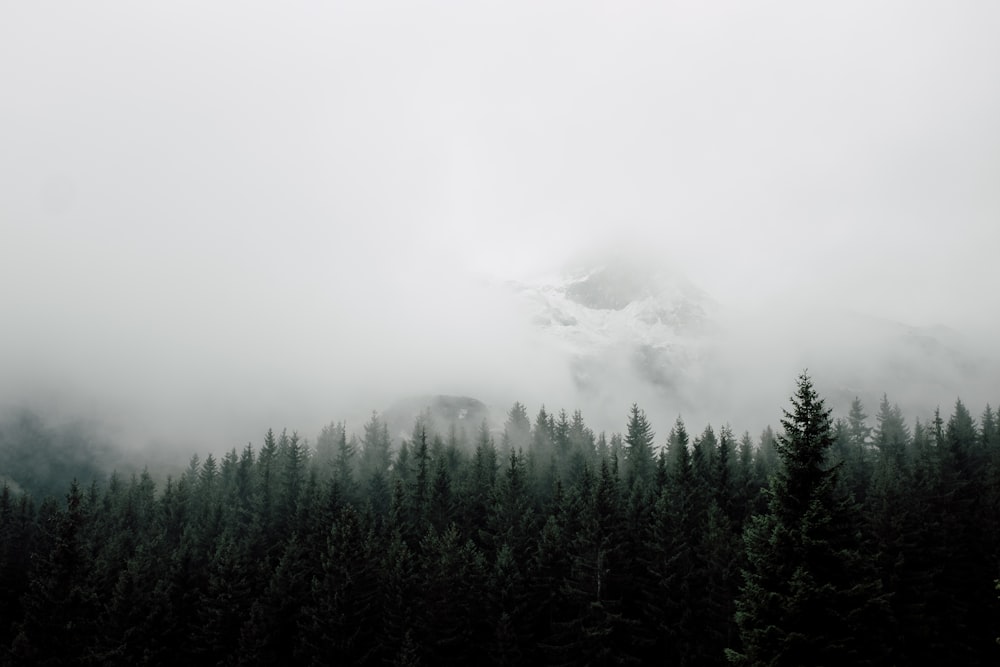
730 373 885 666
624 404 656 492
504 402 532 452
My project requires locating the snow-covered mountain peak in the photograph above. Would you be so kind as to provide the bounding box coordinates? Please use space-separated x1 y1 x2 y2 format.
503 252 718 422
498 248 997 436
514 253 714 338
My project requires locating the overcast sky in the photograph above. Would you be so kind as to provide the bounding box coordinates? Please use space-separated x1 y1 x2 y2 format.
2 2 998 448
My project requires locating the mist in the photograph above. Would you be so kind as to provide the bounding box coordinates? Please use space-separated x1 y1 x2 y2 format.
2 2 999 455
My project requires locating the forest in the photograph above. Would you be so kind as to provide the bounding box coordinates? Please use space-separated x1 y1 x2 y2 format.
1 373 999 665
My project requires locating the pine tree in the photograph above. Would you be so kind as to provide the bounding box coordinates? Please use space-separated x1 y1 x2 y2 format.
14 480 99 663
195 531 257 664
0 486 33 652
935 399 999 661
554 409 572 461
504 402 532 452
733 431 758 524
730 373 885 666
409 427 431 540
280 430 307 519
530 502 573 662
429 456 453 533
705 424 743 660
832 396 873 504
375 530 418 664
651 416 701 665
238 535 314 664
489 542 530 665
464 420 499 540
751 427 779 505
332 424 357 500
298 506 379 664
415 525 486 665
548 458 634 665
624 404 656 492
360 412 392 488
868 395 935 662
569 409 596 470
483 448 536 579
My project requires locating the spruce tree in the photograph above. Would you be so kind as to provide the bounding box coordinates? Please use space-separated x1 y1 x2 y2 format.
504 402 532 452
624 404 655 492
730 373 885 666
14 480 99 663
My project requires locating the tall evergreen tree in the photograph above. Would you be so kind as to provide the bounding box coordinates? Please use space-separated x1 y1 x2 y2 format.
14 481 99 663
464 421 498 540
624 404 656 493
360 412 392 488
409 427 432 539
730 373 885 666
504 402 532 452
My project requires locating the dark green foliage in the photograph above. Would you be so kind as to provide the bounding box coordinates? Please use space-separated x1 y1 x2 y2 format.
484 447 536 565
360 412 392 488
624 404 656 493
1 379 998 665
650 416 709 665
429 456 454 532
13 481 100 664
415 524 486 664
463 420 499 540
0 488 33 652
732 373 887 666
238 535 312 664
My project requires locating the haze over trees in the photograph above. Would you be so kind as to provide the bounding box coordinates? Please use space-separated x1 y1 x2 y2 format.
1 374 999 665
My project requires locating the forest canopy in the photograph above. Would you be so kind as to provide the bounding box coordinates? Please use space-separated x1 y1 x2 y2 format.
1 374 998 665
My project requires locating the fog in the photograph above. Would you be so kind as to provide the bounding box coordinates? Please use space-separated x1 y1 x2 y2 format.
2 2 999 454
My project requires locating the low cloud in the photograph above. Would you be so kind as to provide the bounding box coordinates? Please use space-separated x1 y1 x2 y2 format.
1 2 998 455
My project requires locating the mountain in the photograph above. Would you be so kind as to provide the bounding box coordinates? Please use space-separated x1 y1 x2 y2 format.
502 251 996 434
500 252 723 432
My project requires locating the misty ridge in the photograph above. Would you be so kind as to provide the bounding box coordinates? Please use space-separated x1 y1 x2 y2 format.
0 255 994 490
4 242 996 466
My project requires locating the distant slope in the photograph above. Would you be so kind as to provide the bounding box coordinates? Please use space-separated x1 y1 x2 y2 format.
0 409 120 498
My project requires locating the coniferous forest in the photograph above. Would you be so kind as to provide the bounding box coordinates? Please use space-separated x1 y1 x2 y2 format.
2 374 999 665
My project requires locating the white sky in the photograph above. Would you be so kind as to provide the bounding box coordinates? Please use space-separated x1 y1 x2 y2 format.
2 2 998 447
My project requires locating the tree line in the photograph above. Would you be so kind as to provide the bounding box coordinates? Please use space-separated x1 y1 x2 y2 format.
1 373 999 665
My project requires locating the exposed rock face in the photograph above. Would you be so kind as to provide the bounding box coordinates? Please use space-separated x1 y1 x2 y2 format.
381 394 492 446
